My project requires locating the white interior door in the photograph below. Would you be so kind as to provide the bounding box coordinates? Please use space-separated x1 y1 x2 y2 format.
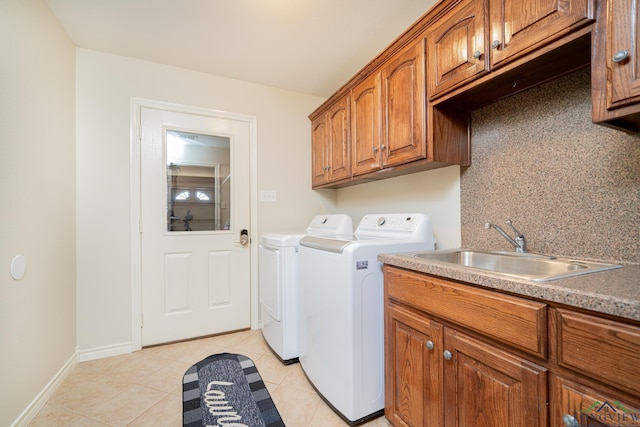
140 107 251 346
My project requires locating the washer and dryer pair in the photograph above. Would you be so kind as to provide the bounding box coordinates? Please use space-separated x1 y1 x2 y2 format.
259 213 435 425
258 214 352 363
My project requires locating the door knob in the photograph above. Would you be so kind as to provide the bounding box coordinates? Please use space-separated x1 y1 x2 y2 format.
240 229 249 246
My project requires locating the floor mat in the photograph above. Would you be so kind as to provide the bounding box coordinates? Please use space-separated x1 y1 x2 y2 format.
183 352 285 426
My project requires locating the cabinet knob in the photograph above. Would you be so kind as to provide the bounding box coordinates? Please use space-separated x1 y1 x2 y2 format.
473 50 482 59
381 144 386 150
491 40 500 49
372 147 379 153
562 414 580 427
443 350 453 361
612 50 630 63
426 340 434 350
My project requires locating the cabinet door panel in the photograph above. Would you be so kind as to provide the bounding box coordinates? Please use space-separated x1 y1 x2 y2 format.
607 0 640 109
352 73 381 176
311 116 328 187
426 0 489 98
444 328 547 427
381 38 426 168
327 96 351 182
490 0 593 67
386 305 443 427
551 374 640 427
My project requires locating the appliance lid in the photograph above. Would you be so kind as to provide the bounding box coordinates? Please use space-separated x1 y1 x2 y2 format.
300 235 353 254
261 232 307 247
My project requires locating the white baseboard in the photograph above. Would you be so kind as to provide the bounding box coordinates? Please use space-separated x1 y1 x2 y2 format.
77 341 133 362
11 350 77 427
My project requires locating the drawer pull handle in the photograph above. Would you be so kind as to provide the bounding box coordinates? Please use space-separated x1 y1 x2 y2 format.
426 340 434 350
443 350 453 361
562 414 580 427
613 50 630 63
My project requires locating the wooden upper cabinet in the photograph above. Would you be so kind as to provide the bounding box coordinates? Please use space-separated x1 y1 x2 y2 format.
351 72 382 176
381 38 427 167
310 95 351 187
427 0 594 99
592 0 640 131
327 96 351 182
311 115 329 187
489 0 594 68
606 0 640 109
426 0 489 99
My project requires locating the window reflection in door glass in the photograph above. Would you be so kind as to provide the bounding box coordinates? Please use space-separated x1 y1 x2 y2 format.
166 130 230 232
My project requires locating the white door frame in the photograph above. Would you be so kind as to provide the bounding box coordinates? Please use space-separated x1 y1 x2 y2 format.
129 98 259 351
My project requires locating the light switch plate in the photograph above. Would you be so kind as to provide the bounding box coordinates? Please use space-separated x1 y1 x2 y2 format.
260 190 277 202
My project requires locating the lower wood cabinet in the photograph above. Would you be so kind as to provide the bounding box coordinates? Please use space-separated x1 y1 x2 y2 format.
386 304 444 426
443 328 547 427
386 303 547 427
551 374 640 427
384 265 640 427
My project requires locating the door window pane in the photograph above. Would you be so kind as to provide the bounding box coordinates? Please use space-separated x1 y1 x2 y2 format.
166 130 230 231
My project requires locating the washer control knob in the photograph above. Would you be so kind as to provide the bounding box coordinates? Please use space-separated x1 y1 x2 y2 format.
377 217 386 226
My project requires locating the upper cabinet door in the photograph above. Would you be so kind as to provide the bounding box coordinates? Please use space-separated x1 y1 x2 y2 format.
351 73 381 176
381 38 427 168
426 0 489 99
489 0 594 68
327 95 351 182
607 0 640 109
311 115 328 187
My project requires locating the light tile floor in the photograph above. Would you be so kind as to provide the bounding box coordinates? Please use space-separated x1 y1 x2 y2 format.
29 329 392 426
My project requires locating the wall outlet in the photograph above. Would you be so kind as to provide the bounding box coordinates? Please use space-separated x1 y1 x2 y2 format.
260 190 277 202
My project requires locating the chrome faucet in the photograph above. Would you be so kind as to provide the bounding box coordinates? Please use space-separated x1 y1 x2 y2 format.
485 220 526 253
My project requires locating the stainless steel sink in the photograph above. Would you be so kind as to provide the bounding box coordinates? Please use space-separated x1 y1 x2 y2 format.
412 250 622 281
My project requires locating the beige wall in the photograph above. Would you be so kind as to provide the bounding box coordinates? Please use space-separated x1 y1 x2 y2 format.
75 48 463 358
462 69 640 264
75 49 334 354
336 166 462 249
0 0 77 425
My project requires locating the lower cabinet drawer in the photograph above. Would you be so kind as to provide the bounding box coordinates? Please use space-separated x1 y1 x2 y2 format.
555 308 640 397
385 266 547 358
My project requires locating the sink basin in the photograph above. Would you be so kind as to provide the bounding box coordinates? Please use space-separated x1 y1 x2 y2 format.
412 250 622 282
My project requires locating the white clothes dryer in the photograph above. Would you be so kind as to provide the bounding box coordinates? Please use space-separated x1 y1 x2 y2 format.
259 214 352 364
298 213 435 424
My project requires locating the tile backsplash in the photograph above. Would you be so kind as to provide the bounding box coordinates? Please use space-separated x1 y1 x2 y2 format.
461 68 640 265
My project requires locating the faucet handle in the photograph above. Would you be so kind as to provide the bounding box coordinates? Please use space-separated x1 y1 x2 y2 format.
505 220 523 237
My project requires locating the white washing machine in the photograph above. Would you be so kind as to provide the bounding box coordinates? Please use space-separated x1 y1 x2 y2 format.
259 214 352 364
298 213 435 424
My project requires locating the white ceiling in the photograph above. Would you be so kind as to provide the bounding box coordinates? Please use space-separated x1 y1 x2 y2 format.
44 0 436 97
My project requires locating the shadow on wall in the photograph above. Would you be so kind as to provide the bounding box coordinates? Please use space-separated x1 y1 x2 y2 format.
461 68 640 264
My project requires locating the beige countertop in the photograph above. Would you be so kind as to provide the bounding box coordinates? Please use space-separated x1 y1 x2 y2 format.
379 251 640 322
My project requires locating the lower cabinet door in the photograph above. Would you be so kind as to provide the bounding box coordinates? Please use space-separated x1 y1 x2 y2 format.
385 305 444 427
443 328 548 427
551 374 640 427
